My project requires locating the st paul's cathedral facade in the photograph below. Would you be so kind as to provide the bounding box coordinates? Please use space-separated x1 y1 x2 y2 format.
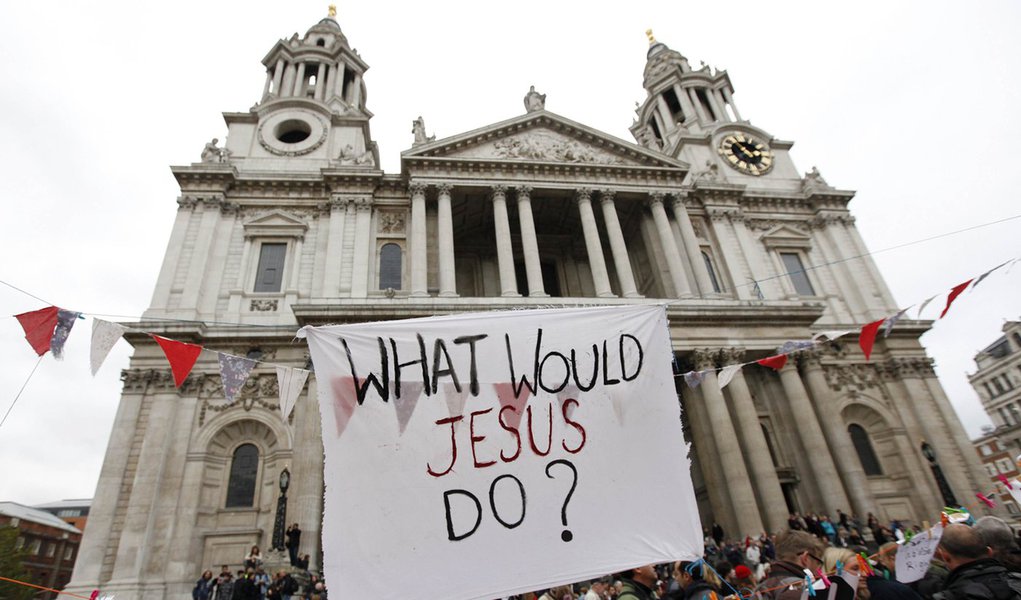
66 13 987 599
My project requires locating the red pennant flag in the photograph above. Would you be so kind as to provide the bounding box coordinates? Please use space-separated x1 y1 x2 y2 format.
152 335 203 387
939 278 974 319
757 354 788 371
14 306 60 356
858 318 885 362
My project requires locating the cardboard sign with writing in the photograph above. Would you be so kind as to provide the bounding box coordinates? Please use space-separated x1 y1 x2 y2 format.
300 305 702 600
895 524 943 583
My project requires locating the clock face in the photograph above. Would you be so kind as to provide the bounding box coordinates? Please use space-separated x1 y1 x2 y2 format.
718 133 774 175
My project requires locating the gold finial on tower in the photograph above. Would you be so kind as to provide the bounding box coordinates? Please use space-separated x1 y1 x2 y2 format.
328 4 337 17
646 29 656 45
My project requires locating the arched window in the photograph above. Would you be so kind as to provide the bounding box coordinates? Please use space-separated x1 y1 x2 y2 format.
379 243 402 290
701 251 722 293
226 444 259 508
848 424 883 476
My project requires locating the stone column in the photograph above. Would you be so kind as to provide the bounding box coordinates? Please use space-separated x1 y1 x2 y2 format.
272 58 285 95
720 348 788 532
811 217 868 320
731 215 776 299
705 88 724 121
294 63 306 97
673 84 697 124
688 88 710 123
409 182 428 297
776 361 851 514
682 372 736 535
282 63 296 96
322 197 349 297
436 183 457 297
576 188 613 297
722 87 741 121
694 349 763 537
323 63 336 101
180 198 223 319
649 192 691 298
706 208 753 300
333 61 346 98
290 378 325 570
670 194 715 296
656 95 676 132
349 197 373 298
922 369 989 493
840 218 900 313
352 73 362 107
516 186 546 297
800 353 876 518
149 199 196 312
314 64 326 101
262 69 273 99
599 189 640 298
490 185 519 297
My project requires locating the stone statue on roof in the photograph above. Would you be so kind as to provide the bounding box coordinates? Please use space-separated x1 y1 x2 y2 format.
523 85 546 112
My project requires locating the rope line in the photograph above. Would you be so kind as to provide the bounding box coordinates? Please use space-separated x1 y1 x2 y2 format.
0 355 43 430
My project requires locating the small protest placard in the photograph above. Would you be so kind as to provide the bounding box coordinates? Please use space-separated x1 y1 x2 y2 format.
895 524 943 583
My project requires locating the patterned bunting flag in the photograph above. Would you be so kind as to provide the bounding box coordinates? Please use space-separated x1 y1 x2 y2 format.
152 335 203 388
218 353 257 403
276 366 310 421
939 279 974 319
881 307 910 338
916 295 937 318
972 261 1009 289
858 318 885 362
14 306 60 356
717 364 742 390
91 319 128 375
683 370 704 389
50 309 81 359
776 340 815 355
757 354 788 370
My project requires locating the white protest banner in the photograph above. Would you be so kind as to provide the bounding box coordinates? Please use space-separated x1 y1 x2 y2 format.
895 524 943 583
299 305 702 600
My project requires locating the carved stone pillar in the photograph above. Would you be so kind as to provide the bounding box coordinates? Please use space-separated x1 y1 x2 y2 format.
490 185 519 297
409 182 428 297
720 348 788 532
516 186 546 297
722 87 741 121
333 61 346 98
670 194 715 296
921 368 990 495
706 208 752 300
673 84 697 124
576 188 613 297
294 62 306 96
649 192 691 298
694 349 763 537
688 88 710 123
681 364 735 534
323 62 336 101
436 183 457 297
800 352 875 518
350 197 373 298
282 63 296 96
272 58 285 96
776 361 851 514
314 63 327 101
599 190 640 298
322 197 349 297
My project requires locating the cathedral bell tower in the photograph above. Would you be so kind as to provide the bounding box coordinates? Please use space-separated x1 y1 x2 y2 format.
631 31 797 183
218 7 379 171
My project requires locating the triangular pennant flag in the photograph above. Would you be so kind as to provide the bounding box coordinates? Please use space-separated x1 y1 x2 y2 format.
812 329 855 342
394 382 424 435
328 376 359 439
939 279 974 319
14 306 59 356
917 295 937 318
152 335 203 388
442 383 470 423
973 261 1009 289
493 382 531 431
218 352 257 402
683 370 704 389
757 354 788 371
91 319 128 375
717 364 742 390
50 309 81 359
881 307 910 338
776 340 816 355
859 318 885 362
276 366 309 421
556 386 581 421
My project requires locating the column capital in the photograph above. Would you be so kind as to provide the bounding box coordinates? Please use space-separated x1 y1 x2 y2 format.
720 347 746 366
328 196 351 211
515 185 533 199
692 348 718 371
489 184 508 200
575 188 593 202
647 191 667 207
436 183 453 196
353 196 373 212
598 188 616 204
409 181 428 196
798 349 825 370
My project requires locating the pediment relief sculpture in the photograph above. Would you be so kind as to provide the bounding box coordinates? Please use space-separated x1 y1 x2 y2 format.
456 131 625 165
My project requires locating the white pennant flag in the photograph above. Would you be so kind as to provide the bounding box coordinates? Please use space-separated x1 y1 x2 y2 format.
916 294 938 318
276 366 310 421
90 319 128 375
717 364 742 390
812 329 855 342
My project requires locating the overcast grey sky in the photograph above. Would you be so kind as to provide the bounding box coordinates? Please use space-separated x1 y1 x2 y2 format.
1 1 1018 505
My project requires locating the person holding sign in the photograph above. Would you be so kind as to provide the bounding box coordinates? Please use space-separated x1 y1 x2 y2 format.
933 524 1021 600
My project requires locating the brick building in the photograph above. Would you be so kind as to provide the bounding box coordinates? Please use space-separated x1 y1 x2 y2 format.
0 502 81 599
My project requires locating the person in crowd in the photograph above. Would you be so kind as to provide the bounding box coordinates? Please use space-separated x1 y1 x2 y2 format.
790 513 804 531
244 545 263 571
672 560 722 600
715 559 734 585
762 533 777 562
975 516 1021 573
730 564 756 592
214 568 234 600
724 541 744 567
616 564 658 600
285 523 302 566
193 569 215 600
713 522 725 547
234 569 260 600
755 529 828 600
311 581 327 600
747 539 763 565
850 528 867 548
253 567 270 600
933 523 1021 600
821 516 837 543
585 577 610 600
296 553 310 571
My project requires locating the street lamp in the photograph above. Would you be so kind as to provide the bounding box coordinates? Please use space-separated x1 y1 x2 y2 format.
272 468 290 550
921 441 958 507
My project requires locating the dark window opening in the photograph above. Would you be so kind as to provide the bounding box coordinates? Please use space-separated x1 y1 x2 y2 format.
379 243 402 290
514 261 562 297
663 88 685 123
761 423 779 468
848 424 883 476
702 251 722 293
316 39 326 47
342 69 356 102
695 88 717 121
254 243 286 292
780 252 815 296
275 119 311 144
649 118 663 143
226 443 259 507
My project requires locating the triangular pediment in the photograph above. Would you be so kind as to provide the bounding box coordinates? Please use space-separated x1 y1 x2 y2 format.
760 224 812 249
402 111 688 170
243 210 308 239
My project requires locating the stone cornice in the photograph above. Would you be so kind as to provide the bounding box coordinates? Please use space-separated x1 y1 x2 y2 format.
402 157 688 189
